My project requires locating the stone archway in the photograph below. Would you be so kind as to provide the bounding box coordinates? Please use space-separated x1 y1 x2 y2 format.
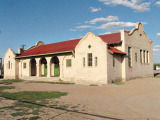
50 56 59 76
30 59 36 76
40 57 47 76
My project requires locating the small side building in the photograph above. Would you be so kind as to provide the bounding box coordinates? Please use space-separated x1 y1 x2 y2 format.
3 22 154 85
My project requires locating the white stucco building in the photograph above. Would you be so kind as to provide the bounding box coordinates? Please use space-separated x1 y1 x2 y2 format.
4 22 153 85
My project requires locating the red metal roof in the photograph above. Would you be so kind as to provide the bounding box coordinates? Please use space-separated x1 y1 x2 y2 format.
99 32 121 44
108 46 126 55
17 32 121 58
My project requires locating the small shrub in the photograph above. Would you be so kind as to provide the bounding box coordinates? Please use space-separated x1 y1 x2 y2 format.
89 84 98 86
112 81 123 85
29 81 74 85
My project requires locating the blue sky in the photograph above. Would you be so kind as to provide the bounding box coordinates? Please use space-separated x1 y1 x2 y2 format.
0 0 160 63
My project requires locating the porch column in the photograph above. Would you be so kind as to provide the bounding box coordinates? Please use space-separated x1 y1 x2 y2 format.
35 58 41 77
26 59 31 77
46 57 52 77
58 56 64 80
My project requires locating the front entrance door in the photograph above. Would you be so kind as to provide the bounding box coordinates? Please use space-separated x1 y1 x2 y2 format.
54 63 59 76
44 64 47 76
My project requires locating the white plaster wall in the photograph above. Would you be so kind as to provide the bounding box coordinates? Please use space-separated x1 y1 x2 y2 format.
4 48 17 79
61 55 75 82
107 53 122 83
18 59 30 79
75 32 108 85
123 23 153 80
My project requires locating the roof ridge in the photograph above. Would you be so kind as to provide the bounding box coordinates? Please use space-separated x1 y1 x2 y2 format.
17 32 121 58
40 32 121 47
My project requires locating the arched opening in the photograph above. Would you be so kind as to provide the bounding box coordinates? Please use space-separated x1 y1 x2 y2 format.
51 56 59 76
40 57 47 76
30 59 36 76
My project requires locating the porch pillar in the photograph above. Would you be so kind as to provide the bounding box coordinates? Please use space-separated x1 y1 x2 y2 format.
58 56 64 80
46 57 52 77
35 58 41 77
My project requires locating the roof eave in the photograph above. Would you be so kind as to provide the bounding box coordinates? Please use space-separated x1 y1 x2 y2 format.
15 50 73 59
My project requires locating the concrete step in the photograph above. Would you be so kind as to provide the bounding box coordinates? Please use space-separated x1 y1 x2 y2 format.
23 76 60 82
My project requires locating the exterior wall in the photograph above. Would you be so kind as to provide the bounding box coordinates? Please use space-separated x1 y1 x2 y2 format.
4 48 17 79
121 23 153 80
107 53 123 83
75 32 108 85
3 22 154 84
58 55 75 82
17 55 76 81
18 59 30 79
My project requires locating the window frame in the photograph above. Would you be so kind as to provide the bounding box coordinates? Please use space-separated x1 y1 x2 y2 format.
23 62 26 69
128 47 132 67
83 57 85 67
143 50 146 63
95 57 98 66
66 59 72 67
135 53 137 62
88 53 92 67
140 49 142 63
113 55 115 67
8 61 10 69
147 51 149 63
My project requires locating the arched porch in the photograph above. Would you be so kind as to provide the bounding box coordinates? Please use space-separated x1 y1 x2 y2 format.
40 57 47 76
30 58 36 76
50 56 60 77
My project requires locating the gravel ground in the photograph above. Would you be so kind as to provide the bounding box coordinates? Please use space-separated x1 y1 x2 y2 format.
1 73 160 120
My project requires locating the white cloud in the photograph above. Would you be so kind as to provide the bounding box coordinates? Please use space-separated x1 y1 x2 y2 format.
99 32 112 35
153 45 160 52
154 45 160 48
155 1 160 6
69 29 76 31
153 53 160 56
99 29 120 35
99 0 150 12
157 33 160 36
76 25 92 29
89 16 119 24
90 7 101 12
98 22 136 29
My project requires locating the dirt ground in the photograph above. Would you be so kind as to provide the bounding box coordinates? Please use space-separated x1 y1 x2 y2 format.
1 72 160 120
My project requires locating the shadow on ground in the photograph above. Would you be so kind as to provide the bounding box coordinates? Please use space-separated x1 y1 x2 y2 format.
154 72 160 77
0 95 123 120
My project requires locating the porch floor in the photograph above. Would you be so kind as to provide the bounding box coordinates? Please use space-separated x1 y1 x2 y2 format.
22 76 60 82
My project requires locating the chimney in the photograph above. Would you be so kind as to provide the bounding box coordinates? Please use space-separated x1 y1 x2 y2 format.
18 44 26 54
18 48 24 54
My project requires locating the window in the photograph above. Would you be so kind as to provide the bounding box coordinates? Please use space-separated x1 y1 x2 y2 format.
113 56 115 67
147 51 149 63
95 57 98 66
140 50 142 63
23 62 26 69
66 59 72 67
128 47 132 67
135 53 137 62
143 50 145 63
8 61 10 69
83 57 85 67
88 53 92 66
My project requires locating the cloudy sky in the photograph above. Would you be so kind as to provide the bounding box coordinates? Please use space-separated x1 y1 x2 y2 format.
0 0 160 63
